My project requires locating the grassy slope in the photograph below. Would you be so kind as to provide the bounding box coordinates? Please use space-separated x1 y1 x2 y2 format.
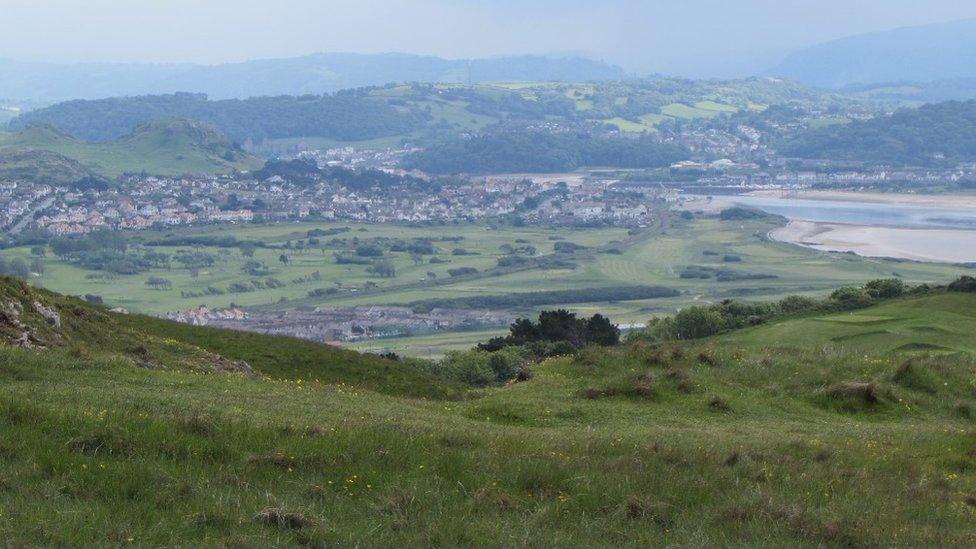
718 292 976 355
0 122 262 177
3 281 976 546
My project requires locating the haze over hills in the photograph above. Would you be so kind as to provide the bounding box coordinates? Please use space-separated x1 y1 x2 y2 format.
769 18 976 88
0 53 626 103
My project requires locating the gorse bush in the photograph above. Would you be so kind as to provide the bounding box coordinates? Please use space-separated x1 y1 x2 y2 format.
410 346 533 387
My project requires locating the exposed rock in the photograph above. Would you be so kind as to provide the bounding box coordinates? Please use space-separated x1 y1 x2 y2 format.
12 330 45 349
32 301 61 329
213 358 255 376
1 300 25 328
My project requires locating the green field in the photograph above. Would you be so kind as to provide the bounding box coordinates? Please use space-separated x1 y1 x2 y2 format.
6 214 969 356
3 277 976 546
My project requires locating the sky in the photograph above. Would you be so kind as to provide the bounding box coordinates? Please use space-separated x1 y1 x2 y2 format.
3 0 976 77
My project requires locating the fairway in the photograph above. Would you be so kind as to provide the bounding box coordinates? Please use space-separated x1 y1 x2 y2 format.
717 292 976 356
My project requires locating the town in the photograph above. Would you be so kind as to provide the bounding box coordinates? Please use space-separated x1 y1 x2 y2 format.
4 145 976 239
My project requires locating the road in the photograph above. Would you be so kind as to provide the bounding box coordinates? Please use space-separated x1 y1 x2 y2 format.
6 196 55 235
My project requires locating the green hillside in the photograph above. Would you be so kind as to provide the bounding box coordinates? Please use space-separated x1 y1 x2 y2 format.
781 100 976 165
3 277 976 546
0 120 262 178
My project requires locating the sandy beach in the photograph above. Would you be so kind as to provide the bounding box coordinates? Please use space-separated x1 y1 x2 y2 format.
771 220 976 263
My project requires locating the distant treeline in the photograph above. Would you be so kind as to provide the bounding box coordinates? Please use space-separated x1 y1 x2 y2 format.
9 92 424 143
781 100 976 165
143 235 268 248
403 132 690 174
405 285 680 313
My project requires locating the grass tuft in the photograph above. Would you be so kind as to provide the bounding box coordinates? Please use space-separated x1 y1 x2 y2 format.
253 508 315 530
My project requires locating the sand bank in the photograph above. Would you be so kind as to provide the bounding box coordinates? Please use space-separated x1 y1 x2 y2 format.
771 220 976 263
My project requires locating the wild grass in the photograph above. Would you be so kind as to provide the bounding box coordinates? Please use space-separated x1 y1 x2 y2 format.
3 281 976 546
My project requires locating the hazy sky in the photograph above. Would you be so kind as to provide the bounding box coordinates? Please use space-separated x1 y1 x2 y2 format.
4 0 976 77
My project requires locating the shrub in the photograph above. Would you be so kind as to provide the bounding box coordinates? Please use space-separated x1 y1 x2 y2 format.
673 307 724 340
719 207 765 221
553 241 586 254
830 286 867 303
865 278 905 299
448 267 479 278
949 275 976 293
355 244 384 257
778 295 819 314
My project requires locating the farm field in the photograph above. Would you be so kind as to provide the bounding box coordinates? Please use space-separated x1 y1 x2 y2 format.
4 214 969 356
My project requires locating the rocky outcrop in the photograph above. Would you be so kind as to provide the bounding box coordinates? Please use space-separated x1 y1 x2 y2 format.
213 357 255 376
32 301 61 329
2 299 45 349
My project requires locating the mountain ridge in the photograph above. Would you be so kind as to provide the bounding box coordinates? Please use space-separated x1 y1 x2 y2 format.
0 52 626 102
768 18 976 88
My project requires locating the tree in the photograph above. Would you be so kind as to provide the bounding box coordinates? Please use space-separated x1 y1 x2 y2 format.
586 314 620 346
537 309 587 347
145 277 172 290
239 243 256 258
367 260 397 278
949 275 976 293
29 258 45 276
30 246 46 257
279 254 290 266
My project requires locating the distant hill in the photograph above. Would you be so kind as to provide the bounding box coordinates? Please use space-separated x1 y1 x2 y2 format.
0 53 626 102
769 18 976 88
9 91 424 143
9 77 846 147
0 119 262 177
779 100 976 165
